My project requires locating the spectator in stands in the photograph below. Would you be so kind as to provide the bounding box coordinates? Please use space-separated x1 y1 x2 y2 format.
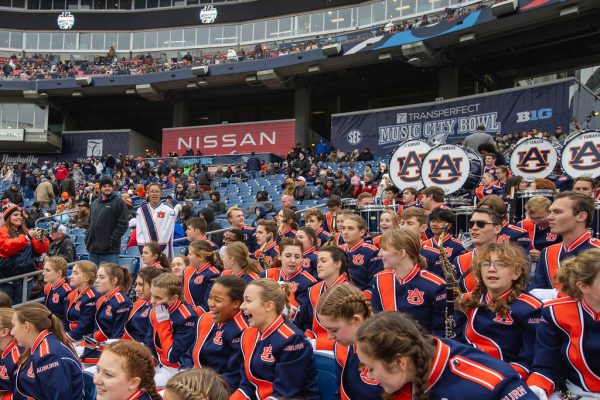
24 169 38 200
464 125 495 152
34 177 54 209
331 174 354 198
47 223 76 263
82 159 96 180
2 183 23 206
197 166 212 191
85 177 129 265
54 162 68 183
70 200 90 229
353 174 378 198
200 208 224 247
315 139 330 158
136 183 176 259
246 152 261 179
207 192 226 214
174 183 186 201
104 153 116 176
280 195 296 212
478 142 507 166
94 158 104 178
24 202 42 228
293 176 312 201
282 178 295 197
290 151 310 178
71 163 84 186
357 148 375 161
186 183 202 200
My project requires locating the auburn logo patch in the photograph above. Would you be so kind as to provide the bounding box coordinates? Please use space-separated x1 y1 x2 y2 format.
407 289 425 305
27 363 35 378
194 275 204 285
105 305 113 317
0 365 8 380
261 345 274 362
359 367 378 385
213 330 223 345
493 312 514 325
352 254 365 265
52 293 59 303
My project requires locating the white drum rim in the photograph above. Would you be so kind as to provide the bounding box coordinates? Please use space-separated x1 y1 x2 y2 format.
420 144 476 195
388 139 432 191
560 130 600 179
509 137 558 180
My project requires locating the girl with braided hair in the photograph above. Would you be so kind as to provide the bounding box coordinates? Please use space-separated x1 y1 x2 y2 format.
94 340 160 400
457 242 542 380
183 240 223 315
163 369 229 400
316 284 381 399
355 311 538 400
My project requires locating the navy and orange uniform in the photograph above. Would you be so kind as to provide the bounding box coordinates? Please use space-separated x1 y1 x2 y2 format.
123 299 152 342
182 262 220 314
144 300 198 369
0 340 20 399
302 246 318 279
324 212 336 233
82 287 132 363
230 315 318 400
181 311 248 389
279 227 297 240
43 278 72 328
421 244 445 278
124 390 152 400
64 286 99 342
222 269 260 284
527 296 600 397
454 249 479 293
240 225 257 253
199 235 219 251
251 241 279 269
484 165 497 179
516 219 561 251
392 338 538 400
366 266 446 337
396 201 419 215
422 233 466 264
456 289 542 379
342 240 382 290
532 231 600 290
303 274 349 350
334 343 381 400
314 227 331 247
260 267 317 323
474 184 503 201
14 330 84 400
498 222 530 253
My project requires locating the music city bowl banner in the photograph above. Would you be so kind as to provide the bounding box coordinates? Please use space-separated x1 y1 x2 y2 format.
162 119 296 157
332 81 572 157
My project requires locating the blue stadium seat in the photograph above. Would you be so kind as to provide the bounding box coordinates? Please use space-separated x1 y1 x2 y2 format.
76 244 89 260
125 246 141 257
173 247 187 256
315 351 336 400
73 235 86 245
119 256 139 276
83 371 96 400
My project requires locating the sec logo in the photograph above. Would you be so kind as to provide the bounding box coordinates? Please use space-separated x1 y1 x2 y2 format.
347 129 362 146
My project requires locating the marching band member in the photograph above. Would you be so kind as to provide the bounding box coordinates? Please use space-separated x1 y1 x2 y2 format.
170 255 189 279
260 238 317 322
367 229 446 337
527 248 600 400
94 340 160 400
516 197 561 264
0 308 19 400
164 369 229 400
276 207 298 239
231 279 318 400
396 187 419 215
571 176 596 198
495 166 510 193
136 183 176 259
222 241 261 283
12 303 84 399
399 208 443 277
356 311 538 400
251 219 279 268
145 273 198 386
183 240 222 314
82 263 133 364
186 217 219 251
422 208 466 263
301 246 349 349
341 214 382 290
356 193 375 208
454 208 502 292
532 191 600 290
331 210 354 246
303 208 331 247
324 196 342 233
227 207 257 253
474 173 503 202
316 284 381 399
181 276 248 389
483 153 498 178
372 208 399 249
124 267 163 342
141 241 171 270
457 242 542 379
65 261 99 342
42 256 72 328
295 227 319 278
420 186 448 216
478 195 530 253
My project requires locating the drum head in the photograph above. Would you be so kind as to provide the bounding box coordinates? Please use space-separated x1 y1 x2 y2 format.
561 130 600 178
389 140 432 191
509 138 558 181
420 144 481 195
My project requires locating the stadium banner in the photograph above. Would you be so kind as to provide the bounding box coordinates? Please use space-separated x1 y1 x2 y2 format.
162 119 296 157
331 80 572 156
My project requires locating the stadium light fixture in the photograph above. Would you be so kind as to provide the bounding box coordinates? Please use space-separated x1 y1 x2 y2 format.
560 4 578 17
191 65 209 76
307 65 320 73
491 0 518 17
257 69 283 87
401 41 432 59
460 33 475 43
75 76 93 86
72 90 83 97
23 90 40 99
197 80 209 87
125 88 136 95
135 84 157 95
245 75 257 83
186 82 198 89
378 52 393 61
322 43 342 57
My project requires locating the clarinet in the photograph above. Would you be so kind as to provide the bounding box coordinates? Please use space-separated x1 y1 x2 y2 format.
324 212 339 247
437 226 460 339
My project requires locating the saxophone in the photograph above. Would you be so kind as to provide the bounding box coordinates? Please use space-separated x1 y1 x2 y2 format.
324 212 339 247
437 226 460 339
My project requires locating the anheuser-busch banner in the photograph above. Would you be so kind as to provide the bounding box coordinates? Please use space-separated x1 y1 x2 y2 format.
162 119 296 157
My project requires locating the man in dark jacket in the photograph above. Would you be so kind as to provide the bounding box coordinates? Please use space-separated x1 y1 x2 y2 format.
331 175 354 198
246 152 261 179
47 223 76 263
293 176 312 201
199 207 223 246
25 202 43 228
85 177 128 264
2 184 23 206
60 172 76 198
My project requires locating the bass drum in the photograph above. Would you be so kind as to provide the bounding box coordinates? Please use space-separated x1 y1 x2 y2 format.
420 144 483 195
388 140 432 191
509 137 558 181
561 130 600 178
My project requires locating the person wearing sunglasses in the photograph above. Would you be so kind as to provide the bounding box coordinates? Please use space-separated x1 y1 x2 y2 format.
456 242 542 380
453 207 502 292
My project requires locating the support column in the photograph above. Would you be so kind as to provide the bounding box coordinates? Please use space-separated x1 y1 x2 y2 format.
294 87 311 147
172 98 189 128
438 66 459 100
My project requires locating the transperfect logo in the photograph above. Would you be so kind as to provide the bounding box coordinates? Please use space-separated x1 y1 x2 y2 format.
57 12 75 30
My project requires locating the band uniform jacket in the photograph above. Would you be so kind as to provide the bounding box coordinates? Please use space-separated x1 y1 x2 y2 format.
64 286 99 342
342 240 382 290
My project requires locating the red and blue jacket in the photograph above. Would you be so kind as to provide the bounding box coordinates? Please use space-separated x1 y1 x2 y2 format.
43 278 72 329
14 330 84 400
314 227 331 247
144 300 198 369
527 297 600 397
392 338 538 400
422 233 466 264
251 241 280 269
279 227 297 240
0 340 20 399
456 289 542 379
181 311 248 389
124 390 152 400
366 266 447 337
334 343 381 400
474 184 503 201
230 315 318 400
222 269 260 284
302 247 319 279
498 222 531 254
261 267 317 323
342 240 382 290
241 225 257 253
515 219 561 251
123 299 152 342
182 263 221 314
532 231 600 289
454 249 479 293
302 274 349 350
420 245 446 279
64 286 99 342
